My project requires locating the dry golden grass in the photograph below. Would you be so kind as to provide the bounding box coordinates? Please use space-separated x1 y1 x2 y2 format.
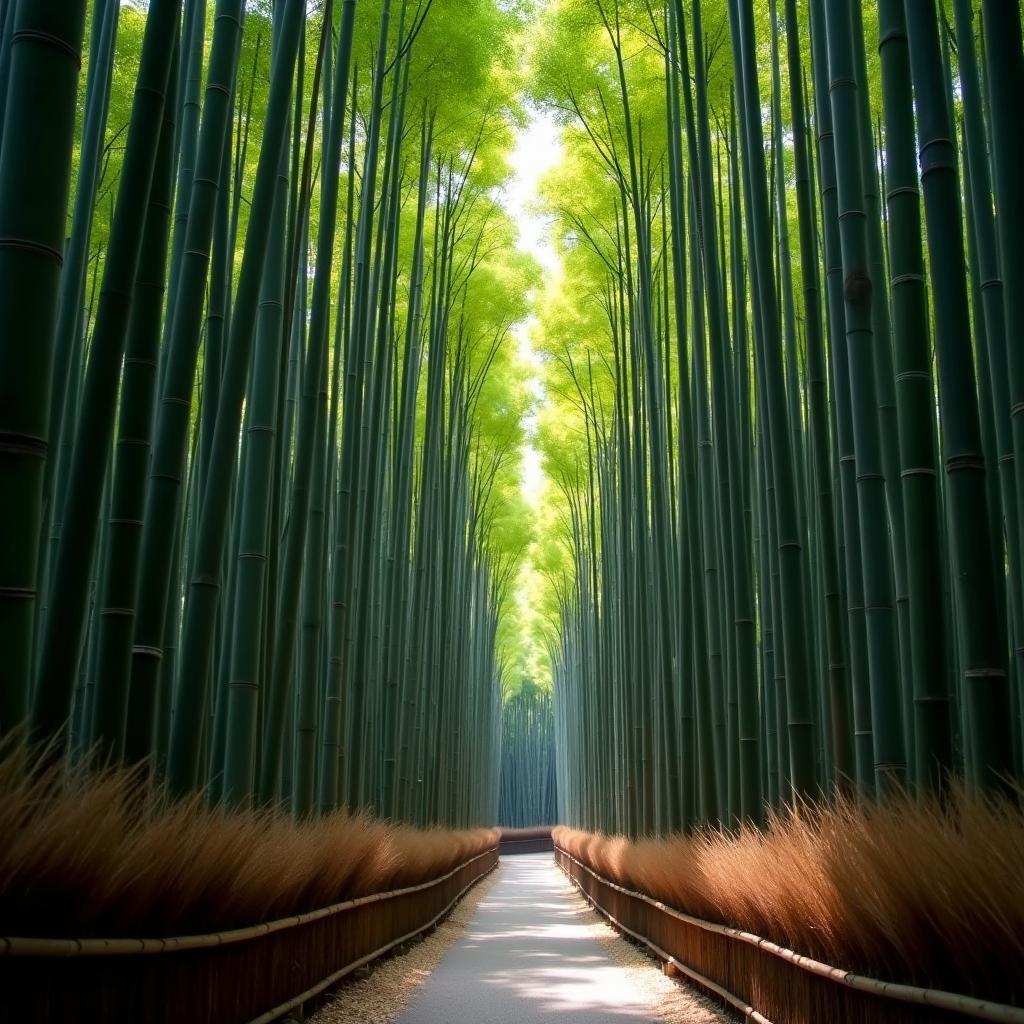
0 744 498 939
555 788 1024 1004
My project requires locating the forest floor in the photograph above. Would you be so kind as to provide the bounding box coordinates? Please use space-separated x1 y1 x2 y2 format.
313 853 730 1024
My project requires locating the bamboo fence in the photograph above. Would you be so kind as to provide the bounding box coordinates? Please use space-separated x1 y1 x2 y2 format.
554 843 1024 1024
0 845 498 1024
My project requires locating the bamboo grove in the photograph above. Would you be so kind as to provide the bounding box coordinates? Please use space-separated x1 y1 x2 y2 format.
498 684 558 826
0 0 536 827
3 0 1024 850
533 0 1024 836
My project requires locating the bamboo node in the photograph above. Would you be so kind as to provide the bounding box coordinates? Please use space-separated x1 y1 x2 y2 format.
11 29 81 65
877 28 909 48
0 431 48 458
886 186 920 202
944 454 984 472
131 645 164 661
0 235 64 265
829 75 856 92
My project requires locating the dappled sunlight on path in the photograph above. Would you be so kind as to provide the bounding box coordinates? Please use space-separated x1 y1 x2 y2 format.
396 854 714 1024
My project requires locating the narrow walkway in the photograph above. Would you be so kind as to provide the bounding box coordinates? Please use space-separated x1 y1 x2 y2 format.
395 854 720 1024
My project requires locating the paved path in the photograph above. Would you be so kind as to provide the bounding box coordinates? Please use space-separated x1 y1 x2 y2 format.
395 853 662 1023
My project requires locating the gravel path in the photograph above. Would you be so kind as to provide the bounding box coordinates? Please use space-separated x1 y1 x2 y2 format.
311 864 502 1024
316 853 728 1024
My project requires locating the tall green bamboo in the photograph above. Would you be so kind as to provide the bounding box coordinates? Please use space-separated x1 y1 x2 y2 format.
40 0 118 630
783 0 853 786
982 5 1024 662
875 0 950 793
904 0 1013 791
168 0 306 796
258 0 357 806
90 50 180 759
0 0 88 732
728 0 817 798
822 0 906 795
953 0 1024 745
33 0 184 750
126 0 247 761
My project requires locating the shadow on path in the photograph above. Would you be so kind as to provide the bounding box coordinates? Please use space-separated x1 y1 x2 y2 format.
396 853 660 1024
